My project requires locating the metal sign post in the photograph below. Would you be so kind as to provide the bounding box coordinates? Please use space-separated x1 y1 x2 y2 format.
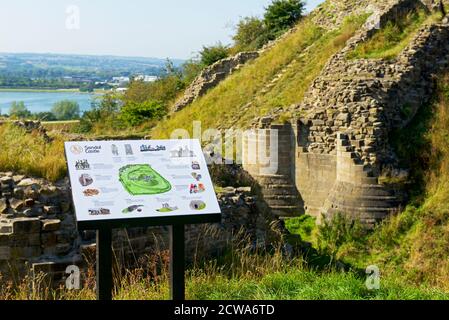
170 223 185 300
96 227 113 300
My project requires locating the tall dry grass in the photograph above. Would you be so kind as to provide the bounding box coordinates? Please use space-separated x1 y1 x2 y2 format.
0 123 66 181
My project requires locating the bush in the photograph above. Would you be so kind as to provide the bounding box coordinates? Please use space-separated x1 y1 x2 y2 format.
200 42 230 66
317 213 367 259
32 112 57 121
9 101 31 119
51 100 80 120
119 100 166 126
124 60 186 106
76 93 122 132
264 0 305 38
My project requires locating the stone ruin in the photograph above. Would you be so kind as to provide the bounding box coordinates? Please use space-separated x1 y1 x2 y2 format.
242 0 449 226
0 171 286 286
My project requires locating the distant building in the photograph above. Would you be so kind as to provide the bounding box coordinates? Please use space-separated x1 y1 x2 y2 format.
134 75 158 82
109 76 130 88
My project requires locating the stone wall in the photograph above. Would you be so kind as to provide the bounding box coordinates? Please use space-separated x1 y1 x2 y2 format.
0 172 285 285
242 0 449 226
172 51 259 112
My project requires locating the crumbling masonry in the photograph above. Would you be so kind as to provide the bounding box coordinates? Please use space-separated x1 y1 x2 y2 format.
242 0 449 226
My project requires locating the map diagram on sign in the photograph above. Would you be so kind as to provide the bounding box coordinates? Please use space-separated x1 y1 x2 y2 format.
119 164 172 196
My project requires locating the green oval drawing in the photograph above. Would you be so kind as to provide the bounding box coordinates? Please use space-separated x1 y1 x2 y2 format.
119 164 172 196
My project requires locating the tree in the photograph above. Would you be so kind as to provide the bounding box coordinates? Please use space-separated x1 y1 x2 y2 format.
200 42 230 66
9 101 31 119
264 0 305 38
233 16 269 51
51 100 80 120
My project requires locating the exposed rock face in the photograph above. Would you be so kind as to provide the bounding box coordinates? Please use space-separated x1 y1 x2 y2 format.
242 0 449 226
0 172 285 285
172 51 259 112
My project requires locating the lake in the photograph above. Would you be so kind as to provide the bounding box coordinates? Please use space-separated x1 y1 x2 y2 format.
0 90 100 115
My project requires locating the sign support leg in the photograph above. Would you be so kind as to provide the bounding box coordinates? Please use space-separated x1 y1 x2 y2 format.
170 223 185 300
96 227 113 300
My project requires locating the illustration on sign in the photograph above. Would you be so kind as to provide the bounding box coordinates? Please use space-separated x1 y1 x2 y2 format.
64 139 221 223
119 164 172 196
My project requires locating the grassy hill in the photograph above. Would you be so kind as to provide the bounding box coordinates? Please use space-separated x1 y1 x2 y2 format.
151 14 369 138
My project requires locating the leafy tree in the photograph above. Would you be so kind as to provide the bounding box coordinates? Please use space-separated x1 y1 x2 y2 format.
77 93 122 132
51 100 80 120
200 43 230 66
233 16 269 51
9 101 31 119
119 100 166 126
264 0 305 38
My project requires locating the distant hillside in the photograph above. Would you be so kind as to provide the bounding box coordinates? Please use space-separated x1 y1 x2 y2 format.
0 53 185 89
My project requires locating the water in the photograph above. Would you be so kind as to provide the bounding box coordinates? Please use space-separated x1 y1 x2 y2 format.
0 90 100 115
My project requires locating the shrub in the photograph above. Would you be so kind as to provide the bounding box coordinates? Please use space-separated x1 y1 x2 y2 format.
32 112 57 121
200 42 230 66
119 100 166 126
316 213 367 259
124 60 185 105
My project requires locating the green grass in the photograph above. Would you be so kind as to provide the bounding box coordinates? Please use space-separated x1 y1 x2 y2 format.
151 15 368 138
347 9 442 60
284 215 316 243
3 245 449 300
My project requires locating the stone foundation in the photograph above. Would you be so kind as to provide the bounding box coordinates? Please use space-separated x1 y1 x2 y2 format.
0 172 285 286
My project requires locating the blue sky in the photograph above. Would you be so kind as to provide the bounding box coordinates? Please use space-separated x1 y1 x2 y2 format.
0 0 325 59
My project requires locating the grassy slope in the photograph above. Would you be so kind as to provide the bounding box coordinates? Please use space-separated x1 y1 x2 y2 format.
347 9 442 60
151 15 368 138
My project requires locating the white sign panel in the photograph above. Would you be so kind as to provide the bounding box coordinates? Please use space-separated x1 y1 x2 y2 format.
64 139 221 222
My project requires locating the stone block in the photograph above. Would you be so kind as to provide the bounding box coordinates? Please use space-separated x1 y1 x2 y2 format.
42 219 61 232
17 178 39 188
0 198 8 214
41 232 58 246
9 198 24 211
43 206 60 215
12 218 42 234
10 246 41 258
12 233 41 246
0 246 11 259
